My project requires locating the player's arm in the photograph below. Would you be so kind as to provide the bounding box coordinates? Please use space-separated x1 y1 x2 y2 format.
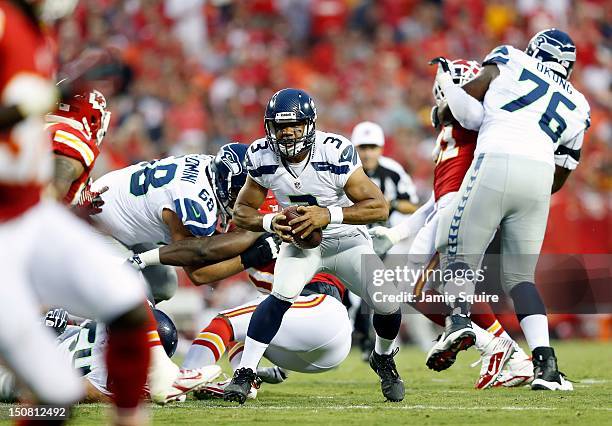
183 233 280 285
290 167 388 237
390 199 419 214
129 209 262 269
552 166 571 194
551 129 584 193
51 155 84 201
234 176 293 240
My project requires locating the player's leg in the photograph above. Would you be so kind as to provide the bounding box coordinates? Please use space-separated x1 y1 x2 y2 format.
432 154 506 369
225 243 321 403
0 209 84 406
325 231 404 401
28 202 152 413
500 158 570 391
132 242 178 304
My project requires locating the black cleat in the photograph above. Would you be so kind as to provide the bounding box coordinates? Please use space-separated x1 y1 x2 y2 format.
426 314 476 372
369 348 405 402
531 347 573 391
223 368 260 404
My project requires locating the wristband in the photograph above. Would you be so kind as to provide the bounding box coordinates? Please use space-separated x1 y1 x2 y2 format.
327 206 343 224
138 248 161 266
262 213 275 232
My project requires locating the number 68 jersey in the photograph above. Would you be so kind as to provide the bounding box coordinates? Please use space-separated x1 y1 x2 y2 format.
246 130 363 238
477 45 590 170
91 155 218 247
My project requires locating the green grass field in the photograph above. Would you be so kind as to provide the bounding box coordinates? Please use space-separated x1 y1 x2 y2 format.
2 340 610 425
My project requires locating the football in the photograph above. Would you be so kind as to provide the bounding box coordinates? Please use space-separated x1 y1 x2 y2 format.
279 206 323 249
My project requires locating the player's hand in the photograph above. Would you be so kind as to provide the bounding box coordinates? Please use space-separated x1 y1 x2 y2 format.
431 105 442 129
240 233 282 268
75 183 108 217
44 308 69 335
429 57 454 89
368 226 401 256
289 206 330 238
271 214 293 243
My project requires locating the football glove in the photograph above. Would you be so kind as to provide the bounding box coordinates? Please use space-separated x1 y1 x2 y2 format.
429 57 454 89
368 226 401 256
44 308 69 335
430 105 441 129
75 181 108 217
240 233 282 269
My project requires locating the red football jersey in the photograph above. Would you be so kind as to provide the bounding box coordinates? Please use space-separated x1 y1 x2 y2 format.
0 1 55 221
48 121 101 204
432 125 477 201
247 190 346 298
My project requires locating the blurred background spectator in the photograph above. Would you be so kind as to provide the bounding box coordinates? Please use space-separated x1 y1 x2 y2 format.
55 0 610 342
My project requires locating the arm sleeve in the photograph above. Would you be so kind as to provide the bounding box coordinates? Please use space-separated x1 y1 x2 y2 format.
437 73 484 131
391 192 435 241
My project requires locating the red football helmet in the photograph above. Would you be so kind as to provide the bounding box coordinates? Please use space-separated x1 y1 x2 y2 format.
53 89 111 146
432 59 481 107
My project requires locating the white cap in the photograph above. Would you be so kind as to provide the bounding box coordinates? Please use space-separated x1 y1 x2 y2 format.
351 121 385 147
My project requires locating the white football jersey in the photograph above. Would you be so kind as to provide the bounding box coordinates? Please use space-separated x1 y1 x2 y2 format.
246 130 363 237
476 45 590 170
91 155 218 246
57 321 110 395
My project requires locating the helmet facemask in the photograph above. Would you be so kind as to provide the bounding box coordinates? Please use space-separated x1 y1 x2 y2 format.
265 117 315 161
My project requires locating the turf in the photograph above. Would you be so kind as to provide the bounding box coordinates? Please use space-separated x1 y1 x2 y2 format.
2 340 610 425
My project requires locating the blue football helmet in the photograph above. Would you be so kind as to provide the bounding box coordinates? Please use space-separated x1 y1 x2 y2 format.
525 28 576 79
264 88 317 159
152 309 178 358
209 142 248 217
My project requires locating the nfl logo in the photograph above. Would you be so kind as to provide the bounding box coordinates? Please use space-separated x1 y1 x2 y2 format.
295 181 301 189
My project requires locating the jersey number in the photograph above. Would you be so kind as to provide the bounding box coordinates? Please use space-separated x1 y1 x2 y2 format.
288 194 319 206
130 163 177 196
501 68 576 143
434 132 459 165
69 322 97 376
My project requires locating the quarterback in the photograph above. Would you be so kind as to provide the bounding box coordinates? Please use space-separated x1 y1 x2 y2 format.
224 88 404 404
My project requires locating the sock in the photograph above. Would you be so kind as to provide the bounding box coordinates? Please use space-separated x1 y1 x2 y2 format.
372 309 401 355
228 342 244 371
510 282 549 350
412 289 451 327
519 315 550 350
472 322 494 352
470 302 511 339
106 315 150 409
183 317 233 369
444 261 475 315
239 295 292 371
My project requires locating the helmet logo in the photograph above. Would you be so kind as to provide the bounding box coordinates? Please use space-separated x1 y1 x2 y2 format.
220 150 242 175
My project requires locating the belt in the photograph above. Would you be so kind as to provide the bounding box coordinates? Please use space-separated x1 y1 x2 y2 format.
300 281 342 303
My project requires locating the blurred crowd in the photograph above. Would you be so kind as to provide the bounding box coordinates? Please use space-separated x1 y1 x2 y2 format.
52 0 610 343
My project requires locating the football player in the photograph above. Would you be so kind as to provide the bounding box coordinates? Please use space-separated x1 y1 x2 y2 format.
0 0 152 422
370 60 533 389
0 308 220 403
223 88 404 404
429 28 590 391
46 87 110 205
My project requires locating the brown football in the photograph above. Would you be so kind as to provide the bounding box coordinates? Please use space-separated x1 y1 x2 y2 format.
279 206 323 249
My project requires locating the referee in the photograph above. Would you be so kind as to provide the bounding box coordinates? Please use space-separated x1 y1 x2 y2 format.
351 121 419 223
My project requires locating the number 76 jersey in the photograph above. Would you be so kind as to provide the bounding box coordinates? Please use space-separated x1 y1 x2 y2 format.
246 130 363 238
91 154 218 247
477 45 590 170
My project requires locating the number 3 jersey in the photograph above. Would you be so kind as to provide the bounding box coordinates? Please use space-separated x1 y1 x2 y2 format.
246 130 363 238
91 155 218 247
477 45 590 170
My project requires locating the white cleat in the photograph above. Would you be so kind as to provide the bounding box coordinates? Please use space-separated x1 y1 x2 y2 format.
160 366 222 404
493 345 534 387
194 376 258 400
148 354 180 405
473 337 515 389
